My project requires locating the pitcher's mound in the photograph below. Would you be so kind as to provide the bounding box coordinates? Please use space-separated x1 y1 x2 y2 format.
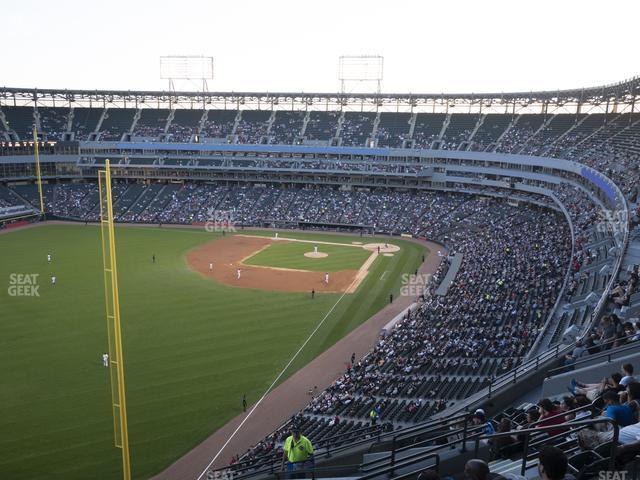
363 243 400 253
304 252 328 258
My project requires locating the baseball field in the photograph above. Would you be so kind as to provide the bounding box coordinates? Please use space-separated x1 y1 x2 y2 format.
0 223 426 480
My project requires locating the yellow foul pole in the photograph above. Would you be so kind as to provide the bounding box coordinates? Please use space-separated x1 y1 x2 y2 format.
98 159 132 480
32 127 44 215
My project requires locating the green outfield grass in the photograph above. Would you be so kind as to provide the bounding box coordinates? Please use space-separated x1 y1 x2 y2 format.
0 224 425 480
243 240 371 271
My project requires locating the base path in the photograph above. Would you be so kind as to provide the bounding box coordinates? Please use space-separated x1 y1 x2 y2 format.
186 235 360 293
153 237 444 480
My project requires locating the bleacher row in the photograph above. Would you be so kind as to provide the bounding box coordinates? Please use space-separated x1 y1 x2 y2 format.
0 105 638 155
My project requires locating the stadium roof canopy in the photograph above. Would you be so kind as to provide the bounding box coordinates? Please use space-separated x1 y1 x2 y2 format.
1 76 638 113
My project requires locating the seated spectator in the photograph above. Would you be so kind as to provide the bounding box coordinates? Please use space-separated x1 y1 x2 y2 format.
516 407 540 442
464 459 490 480
491 418 517 459
621 363 636 387
624 322 640 341
536 399 569 437
578 390 635 449
537 446 568 480
618 390 640 445
611 281 633 307
471 409 495 438
602 390 635 427
600 316 618 345
584 334 600 355
561 396 577 421
573 395 593 420
563 339 588 368
571 372 624 400
622 382 640 420
521 407 540 428
615 439 640 470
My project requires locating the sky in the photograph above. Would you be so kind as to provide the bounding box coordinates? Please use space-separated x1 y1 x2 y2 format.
3 0 638 94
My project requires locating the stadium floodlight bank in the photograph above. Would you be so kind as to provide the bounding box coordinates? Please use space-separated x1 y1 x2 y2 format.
338 55 384 94
159 55 214 93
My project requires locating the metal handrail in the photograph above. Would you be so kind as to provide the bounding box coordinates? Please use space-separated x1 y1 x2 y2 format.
219 413 456 478
314 423 384 450
525 191 576 359
473 417 619 476
358 453 440 480
361 413 484 470
361 424 484 472
205 423 385 478
270 463 362 480
527 400 596 428
547 333 640 377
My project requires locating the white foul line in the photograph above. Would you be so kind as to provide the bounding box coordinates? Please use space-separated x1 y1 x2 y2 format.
195 277 357 480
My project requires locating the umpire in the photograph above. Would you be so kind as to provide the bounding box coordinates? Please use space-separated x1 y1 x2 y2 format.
282 426 314 478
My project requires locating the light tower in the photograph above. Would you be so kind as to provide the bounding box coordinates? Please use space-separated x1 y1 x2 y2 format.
160 55 214 93
338 55 384 94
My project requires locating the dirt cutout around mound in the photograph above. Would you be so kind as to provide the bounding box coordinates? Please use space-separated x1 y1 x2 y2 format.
304 251 329 258
186 235 370 293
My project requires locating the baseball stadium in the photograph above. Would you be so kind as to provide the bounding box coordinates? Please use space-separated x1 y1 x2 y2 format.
2 4 640 480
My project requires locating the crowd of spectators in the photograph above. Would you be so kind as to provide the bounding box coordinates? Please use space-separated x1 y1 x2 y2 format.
340 114 375 147
270 112 304 145
236 120 269 144
210 196 580 473
374 126 410 148
200 118 234 140
6 108 636 475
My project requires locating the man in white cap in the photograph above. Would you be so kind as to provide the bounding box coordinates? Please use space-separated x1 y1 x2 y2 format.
471 408 495 441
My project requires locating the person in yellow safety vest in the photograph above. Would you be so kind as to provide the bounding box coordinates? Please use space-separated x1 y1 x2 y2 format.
282 427 314 477
370 407 378 426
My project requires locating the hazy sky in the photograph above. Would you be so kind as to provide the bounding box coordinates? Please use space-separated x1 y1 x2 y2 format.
3 0 638 94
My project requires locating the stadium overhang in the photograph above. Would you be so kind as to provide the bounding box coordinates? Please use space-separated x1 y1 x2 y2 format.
1 76 638 114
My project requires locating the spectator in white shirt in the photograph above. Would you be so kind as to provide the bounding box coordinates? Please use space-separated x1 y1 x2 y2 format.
621 363 636 387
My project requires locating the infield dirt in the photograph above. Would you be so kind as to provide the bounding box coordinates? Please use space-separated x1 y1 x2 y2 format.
186 235 364 293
